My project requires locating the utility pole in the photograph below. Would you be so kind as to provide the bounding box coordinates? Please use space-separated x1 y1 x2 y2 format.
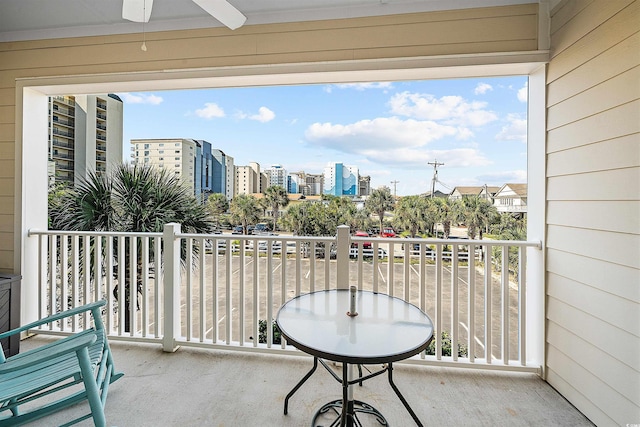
390 180 399 199
428 159 444 198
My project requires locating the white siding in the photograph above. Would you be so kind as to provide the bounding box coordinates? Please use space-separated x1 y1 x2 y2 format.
546 1 640 425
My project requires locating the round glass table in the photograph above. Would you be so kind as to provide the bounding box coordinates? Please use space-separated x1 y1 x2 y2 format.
276 289 434 427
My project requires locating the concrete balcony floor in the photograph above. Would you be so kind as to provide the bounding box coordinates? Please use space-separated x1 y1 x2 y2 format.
20 337 593 427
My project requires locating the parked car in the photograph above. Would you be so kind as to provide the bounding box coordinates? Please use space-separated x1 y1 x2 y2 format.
380 227 396 238
352 230 372 249
231 226 243 234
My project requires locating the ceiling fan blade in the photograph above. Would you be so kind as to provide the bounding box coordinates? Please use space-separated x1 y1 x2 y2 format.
122 0 154 23
192 0 247 30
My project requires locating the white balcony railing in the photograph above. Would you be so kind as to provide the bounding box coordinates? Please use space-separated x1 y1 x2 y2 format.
27 225 541 372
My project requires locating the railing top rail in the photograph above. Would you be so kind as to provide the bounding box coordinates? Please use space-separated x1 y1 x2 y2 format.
178 232 336 243
28 229 163 238
352 236 541 249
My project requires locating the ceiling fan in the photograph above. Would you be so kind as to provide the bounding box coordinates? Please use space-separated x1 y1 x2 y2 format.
122 0 247 30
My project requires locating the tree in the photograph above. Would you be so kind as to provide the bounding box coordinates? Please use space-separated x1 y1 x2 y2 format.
457 196 497 239
49 163 214 331
229 194 262 234
365 187 394 234
264 185 289 231
393 195 428 238
206 193 229 230
431 197 455 238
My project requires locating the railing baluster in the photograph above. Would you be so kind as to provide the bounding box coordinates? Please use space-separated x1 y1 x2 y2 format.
484 243 492 364
211 238 219 343
225 237 232 345
154 236 162 339
519 246 527 366
468 244 476 363
129 236 138 337
142 236 150 338
451 244 459 361
186 238 193 341
266 248 273 348
198 237 206 343
403 243 410 302
117 236 125 336
435 243 442 360
502 245 509 364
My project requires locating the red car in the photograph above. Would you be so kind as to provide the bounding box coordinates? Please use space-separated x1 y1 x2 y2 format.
380 227 396 238
352 231 372 249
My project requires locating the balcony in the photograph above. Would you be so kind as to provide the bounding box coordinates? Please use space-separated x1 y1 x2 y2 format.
20 334 591 426
21 226 589 425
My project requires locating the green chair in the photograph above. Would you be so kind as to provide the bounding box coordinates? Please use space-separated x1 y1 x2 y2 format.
0 300 123 426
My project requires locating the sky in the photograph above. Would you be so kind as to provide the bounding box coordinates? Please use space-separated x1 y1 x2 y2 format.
117 75 528 197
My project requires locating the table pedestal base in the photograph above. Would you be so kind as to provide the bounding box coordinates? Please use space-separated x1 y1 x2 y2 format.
312 399 388 427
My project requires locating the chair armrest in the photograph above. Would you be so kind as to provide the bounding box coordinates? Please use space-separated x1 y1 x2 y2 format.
0 300 106 341
0 332 97 374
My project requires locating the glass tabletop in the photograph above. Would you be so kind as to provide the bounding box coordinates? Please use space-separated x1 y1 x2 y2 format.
276 289 434 364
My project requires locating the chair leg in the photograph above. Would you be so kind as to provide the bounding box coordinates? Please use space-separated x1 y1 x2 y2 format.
77 347 106 427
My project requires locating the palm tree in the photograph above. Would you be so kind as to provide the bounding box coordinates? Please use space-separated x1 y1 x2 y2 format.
393 195 428 238
229 194 262 234
206 193 229 230
365 187 394 235
264 185 289 231
431 197 454 238
457 195 497 239
49 163 215 331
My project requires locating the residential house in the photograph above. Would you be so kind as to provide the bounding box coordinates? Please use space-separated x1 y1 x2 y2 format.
493 183 528 215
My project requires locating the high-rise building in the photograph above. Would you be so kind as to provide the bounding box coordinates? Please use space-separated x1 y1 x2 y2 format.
211 148 234 201
48 94 123 186
235 162 261 195
288 172 304 194
323 162 358 196
131 137 197 194
265 164 287 188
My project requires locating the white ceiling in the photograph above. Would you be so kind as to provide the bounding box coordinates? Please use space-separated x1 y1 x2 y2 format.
0 0 555 43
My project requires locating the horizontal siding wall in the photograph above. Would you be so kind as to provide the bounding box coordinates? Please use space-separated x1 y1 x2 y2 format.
0 4 542 273
546 1 640 426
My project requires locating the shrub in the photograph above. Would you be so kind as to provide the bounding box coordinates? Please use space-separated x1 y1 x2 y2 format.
426 331 468 357
257 319 282 345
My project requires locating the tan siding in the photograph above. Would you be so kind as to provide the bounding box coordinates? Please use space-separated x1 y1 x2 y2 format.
547 224 639 268
547 248 639 302
546 2 640 423
547 134 640 177
547 167 640 201
547 99 640 153
550 0 635 58
547 200 640 234
547 23 639 104
547 65 639 129
547 0 639 85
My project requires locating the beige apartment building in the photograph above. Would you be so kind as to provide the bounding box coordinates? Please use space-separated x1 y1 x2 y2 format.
48 94 123 186
131 138 196 191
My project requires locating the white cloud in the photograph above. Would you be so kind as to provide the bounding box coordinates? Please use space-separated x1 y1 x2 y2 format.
517 82 528 103
195 103 225 119
324 82 393 93
388 92 498 127
496 114 527 142
249 106 275 123
474 83 493 95
304 116 491 168
120 92 163 105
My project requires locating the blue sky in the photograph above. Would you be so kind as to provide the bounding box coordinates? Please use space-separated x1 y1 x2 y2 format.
117 75 528 196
